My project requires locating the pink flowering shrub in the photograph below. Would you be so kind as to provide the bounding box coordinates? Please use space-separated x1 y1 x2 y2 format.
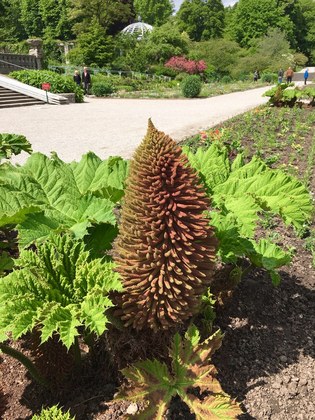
165 56 207 75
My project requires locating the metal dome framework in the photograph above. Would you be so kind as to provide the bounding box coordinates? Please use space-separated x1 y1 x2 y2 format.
121 21 153 39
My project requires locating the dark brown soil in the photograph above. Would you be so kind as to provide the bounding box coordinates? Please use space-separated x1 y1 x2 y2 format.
1 107 314 419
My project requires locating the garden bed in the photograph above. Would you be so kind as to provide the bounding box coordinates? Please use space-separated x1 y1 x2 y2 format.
1 107 314 419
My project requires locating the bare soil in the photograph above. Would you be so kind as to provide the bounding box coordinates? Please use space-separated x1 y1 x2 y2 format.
0 107 314 419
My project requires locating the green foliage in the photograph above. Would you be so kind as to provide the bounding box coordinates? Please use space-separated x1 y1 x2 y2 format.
0 234 122 349
263 84 315 107
227 0 294 48
117 325 241 419
0 133 32 161
20 0 43 37
70 0 134 36
177 0 225 42
181 75 202 98
68 20 115 68
143 22 189 65
134 0 173 26
221 75 232 84
183 142 312 283
32 405 75 419
0 152 128 248
10 70 84 103
261 73 277 83
91 80 115 96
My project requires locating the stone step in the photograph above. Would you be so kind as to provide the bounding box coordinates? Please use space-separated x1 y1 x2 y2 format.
0 86 45 108
0 100 44 108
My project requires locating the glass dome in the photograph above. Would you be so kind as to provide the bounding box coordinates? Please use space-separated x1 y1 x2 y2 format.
121 21 153 39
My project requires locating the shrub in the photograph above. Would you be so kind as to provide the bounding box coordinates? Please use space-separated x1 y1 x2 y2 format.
261 72 277 83
10 70 84 103
181 75 202 98
165 56 206 75
91 81 115 97
221 75 232 84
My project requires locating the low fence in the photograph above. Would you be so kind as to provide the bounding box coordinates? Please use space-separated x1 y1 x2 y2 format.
0 53 38 74
48 65 171 81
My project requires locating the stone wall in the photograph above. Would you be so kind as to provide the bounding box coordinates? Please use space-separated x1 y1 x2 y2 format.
0 53 38 74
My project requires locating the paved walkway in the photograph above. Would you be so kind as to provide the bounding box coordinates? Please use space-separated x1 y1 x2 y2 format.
0 86 270 164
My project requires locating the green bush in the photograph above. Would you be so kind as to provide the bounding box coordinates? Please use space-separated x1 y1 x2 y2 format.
91 81 115 97
221 75 232 84
10 70 84 103
181 75 202 98
261 73 277 83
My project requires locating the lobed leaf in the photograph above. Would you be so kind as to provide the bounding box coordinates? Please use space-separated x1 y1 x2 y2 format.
0 234 122 348
0 152 126 247
182 393 242 420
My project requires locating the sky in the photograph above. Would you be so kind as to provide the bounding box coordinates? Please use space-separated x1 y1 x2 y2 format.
174 0 238 11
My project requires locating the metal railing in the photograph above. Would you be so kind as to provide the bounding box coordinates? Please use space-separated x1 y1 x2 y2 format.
48 65 172 81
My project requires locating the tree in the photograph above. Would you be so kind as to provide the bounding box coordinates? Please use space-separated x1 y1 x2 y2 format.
176 0 225 42
227 0 294 48
70 0 134 36
0 0 26 44
68 19 115 66
39 0 73 40
143 21 189 64
20 0 44 37
298 0 315 60
189 38 242 76
133 0 174 26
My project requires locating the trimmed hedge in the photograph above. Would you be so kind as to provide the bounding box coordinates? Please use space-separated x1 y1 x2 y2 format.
10 70 84 103
181 75 202 98
91 81 116 97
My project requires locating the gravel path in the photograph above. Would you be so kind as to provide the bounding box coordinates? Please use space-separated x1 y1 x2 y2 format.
0 86 269 164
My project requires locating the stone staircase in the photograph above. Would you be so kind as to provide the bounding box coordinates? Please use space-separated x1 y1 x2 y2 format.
0 86 45 108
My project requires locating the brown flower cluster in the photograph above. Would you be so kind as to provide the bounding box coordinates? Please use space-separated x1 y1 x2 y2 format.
114 120 217 330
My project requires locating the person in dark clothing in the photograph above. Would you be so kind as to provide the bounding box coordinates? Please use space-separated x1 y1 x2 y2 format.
73 70 81 86
253 69 260 82
82 66 91 95
278 68 284 83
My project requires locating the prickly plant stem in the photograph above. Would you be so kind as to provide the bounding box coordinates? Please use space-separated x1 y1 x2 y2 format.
0 342 49 387
73 336 82 366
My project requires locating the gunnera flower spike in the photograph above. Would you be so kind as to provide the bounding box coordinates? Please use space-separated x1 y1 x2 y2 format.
114 120 217 331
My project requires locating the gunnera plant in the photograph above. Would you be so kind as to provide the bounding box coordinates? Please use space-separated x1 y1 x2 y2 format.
114 120 217 331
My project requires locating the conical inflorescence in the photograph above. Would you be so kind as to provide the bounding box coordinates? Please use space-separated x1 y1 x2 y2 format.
114 120 217 330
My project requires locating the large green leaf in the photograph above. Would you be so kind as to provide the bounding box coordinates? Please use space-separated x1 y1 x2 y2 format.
183 143 230 193
0 133 32 160
0 152 127 247
212 156 312 231
0 234 122 349
70 153 129 201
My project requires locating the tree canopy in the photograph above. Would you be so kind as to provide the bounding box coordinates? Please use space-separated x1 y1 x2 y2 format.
134 0 174 26
177 0 225 41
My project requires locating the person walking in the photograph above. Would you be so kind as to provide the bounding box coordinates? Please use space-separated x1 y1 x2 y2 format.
82 66 92 95
73 70 81 87
286 67 294 83
278 68 284 83
253 69 259 82
304 68 309 85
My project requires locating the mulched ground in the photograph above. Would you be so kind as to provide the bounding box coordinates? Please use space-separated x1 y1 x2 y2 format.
1 107 314 419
